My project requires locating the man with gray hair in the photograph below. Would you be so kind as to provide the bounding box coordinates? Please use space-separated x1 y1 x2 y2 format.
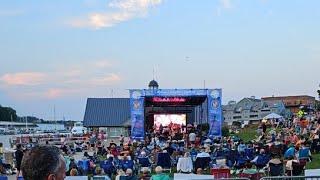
151 166 169 180
21 145 66 180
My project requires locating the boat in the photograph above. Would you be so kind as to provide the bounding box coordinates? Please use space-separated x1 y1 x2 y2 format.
71 122 87 135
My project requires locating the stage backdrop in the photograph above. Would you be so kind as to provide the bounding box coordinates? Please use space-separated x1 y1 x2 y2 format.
129 89 222 139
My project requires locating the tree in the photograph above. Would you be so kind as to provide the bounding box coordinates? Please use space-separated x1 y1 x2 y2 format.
0 105 18 121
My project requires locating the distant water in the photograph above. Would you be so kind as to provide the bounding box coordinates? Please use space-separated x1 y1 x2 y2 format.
0 134 16 149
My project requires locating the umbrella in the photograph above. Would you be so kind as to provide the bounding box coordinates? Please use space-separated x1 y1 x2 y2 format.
263 113 283 120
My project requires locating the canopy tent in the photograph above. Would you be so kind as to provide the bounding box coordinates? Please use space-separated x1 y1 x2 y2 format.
263 113 283 120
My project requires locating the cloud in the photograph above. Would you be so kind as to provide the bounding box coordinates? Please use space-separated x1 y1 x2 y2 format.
0 60 122 99
0 72 47 86
91 73 121 85
94 60 113 68
69 0 162 29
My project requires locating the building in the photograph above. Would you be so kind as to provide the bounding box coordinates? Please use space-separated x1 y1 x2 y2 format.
262 95 316 114
83 98 131 137
223 97 289 125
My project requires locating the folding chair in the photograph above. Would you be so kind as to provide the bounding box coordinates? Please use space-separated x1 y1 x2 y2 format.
156 153 172 173
298 148 311 162
291 160 306 176
194 157 211 171
210 168 231 178
120 160 134 172
238 172 261 180
268 163 283 176
137 157 152 172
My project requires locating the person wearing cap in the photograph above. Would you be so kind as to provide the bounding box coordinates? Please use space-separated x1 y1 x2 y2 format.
138 167 151 180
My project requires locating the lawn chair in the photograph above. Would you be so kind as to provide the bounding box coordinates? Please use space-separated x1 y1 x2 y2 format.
78 159 90 173
268 163 283 176
156 153 172 173
99 161 115 177
238 172 261 180
291 160 306 176
194 157 211 171
210 168 231 178
137 157 152 172
298 148 311 162
119 160 135 172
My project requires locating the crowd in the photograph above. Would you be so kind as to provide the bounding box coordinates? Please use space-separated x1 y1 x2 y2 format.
0 115 319 180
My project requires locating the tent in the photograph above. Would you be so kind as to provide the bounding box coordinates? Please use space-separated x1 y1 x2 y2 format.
263 113 283 119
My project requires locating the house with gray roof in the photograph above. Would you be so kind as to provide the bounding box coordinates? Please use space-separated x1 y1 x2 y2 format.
223 97 290 125
83 98 131 137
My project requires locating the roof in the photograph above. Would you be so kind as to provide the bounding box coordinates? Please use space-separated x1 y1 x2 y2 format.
223 98 285 112
148 79 159 88
83 98 131 127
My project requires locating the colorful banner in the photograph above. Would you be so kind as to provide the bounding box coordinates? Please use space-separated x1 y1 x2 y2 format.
207 89 222 137
129 90 145 140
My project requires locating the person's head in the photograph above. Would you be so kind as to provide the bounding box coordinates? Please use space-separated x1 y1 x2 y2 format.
21 145 66 180
155 166 163 174
201 147 206 152
0 143 3 147
259 148 265 154
184 152 190 158
125 168 133 176
16 144 22 150
141 167 149 175
245 162 253 169
95 167 103 176
140 151 147 157
70 168 78 176
107 156 114 162
197 168 203 175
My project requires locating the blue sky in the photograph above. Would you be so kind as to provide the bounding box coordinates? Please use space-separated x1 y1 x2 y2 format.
0 0 319 121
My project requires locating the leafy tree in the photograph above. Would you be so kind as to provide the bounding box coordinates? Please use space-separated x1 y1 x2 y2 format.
222 126 230 137
0 105 18 121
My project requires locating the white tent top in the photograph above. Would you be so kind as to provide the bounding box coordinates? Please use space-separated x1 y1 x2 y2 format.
263 113 283 119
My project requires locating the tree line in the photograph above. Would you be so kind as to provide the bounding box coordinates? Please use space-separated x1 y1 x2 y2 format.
0 105 18 121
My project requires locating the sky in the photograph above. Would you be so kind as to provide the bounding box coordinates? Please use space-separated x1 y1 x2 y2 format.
0 0 319 121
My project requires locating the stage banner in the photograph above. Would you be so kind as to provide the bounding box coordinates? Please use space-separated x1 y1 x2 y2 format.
144 89 207 97
207 89 222 137
129 90 145 140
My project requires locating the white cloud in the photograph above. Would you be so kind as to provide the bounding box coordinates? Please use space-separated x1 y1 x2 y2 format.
91 73 121 85
69 0 162 29
0 72 47 86
94 60 113 68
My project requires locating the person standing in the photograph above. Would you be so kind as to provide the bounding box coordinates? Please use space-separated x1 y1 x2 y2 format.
119 135 124 146
15 144 24 179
